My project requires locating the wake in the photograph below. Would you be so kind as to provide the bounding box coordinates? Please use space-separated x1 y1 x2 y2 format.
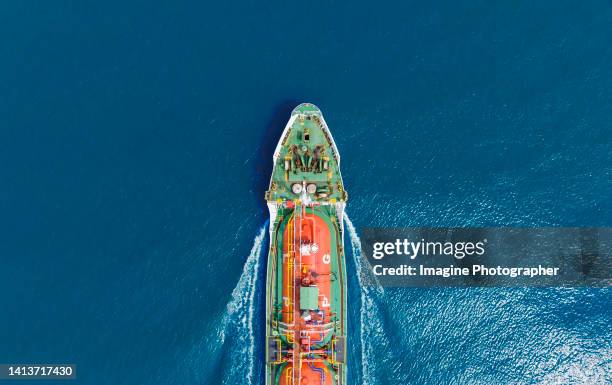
209 216 387 385
220 224 267 385
345 214 389 385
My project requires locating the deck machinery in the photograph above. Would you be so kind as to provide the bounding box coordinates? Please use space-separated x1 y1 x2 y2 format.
265 103 348 385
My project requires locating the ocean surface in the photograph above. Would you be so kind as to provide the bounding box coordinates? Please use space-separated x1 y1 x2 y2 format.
1 1 611 384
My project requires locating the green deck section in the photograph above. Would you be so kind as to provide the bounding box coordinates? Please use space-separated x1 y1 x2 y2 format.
264 104 348 385
293 103 322 115
265 104 347 203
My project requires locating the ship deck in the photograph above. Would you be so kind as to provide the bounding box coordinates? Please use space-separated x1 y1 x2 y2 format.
265 104 347 385
266 105 346 204
268 205 344 385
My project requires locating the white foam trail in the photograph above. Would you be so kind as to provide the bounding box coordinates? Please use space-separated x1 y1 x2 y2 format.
344 215 384 294
344 215 372 385
245 225 266 383
222 225 267 385
345 214 388 385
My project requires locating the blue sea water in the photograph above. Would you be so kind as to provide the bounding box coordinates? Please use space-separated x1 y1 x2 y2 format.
1 1 611 384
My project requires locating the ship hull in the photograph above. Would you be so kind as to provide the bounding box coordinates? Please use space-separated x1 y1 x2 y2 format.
265 104 347 385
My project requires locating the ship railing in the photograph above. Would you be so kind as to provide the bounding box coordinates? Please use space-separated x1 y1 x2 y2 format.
311 115 340 165
277 321 335 334
286 214 296 324
277 311 339 326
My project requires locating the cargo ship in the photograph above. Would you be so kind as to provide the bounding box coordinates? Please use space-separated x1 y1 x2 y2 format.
264 103 348 385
